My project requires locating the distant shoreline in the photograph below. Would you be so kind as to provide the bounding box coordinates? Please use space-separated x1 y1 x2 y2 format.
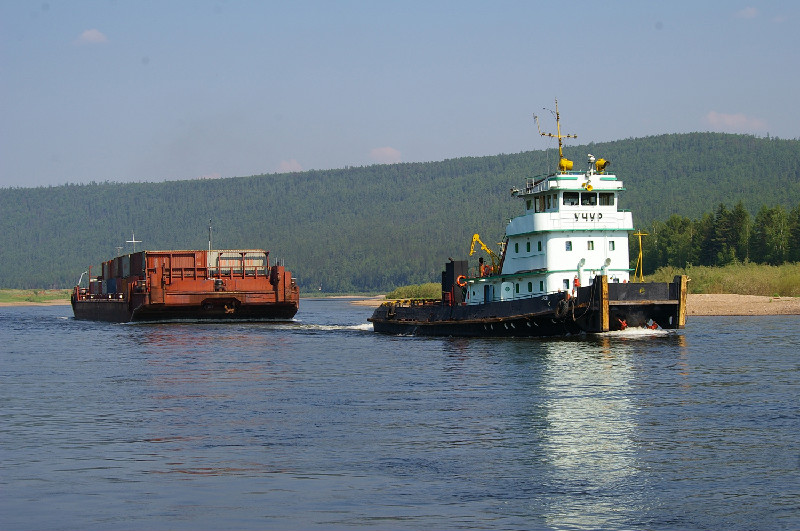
2 294 799 316
0 299 71 307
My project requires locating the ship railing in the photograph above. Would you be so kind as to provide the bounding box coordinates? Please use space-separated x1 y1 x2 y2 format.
384 298 440 308
207 266 271 278
524 176 550 193
468 266 502 279
80 293 126 301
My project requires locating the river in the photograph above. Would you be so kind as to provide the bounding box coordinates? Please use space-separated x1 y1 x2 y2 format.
1 300 798 530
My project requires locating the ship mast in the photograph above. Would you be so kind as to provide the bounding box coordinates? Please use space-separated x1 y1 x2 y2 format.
126 232 141 253
534 98 577 173
633 230 648 282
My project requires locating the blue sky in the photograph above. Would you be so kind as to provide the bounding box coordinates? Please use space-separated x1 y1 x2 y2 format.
2 1 798 188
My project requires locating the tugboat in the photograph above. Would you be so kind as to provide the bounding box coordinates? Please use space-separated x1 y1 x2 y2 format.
71 246 299 322
369 101 687 337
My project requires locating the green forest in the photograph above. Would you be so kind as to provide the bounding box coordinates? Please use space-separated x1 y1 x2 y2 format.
638 202 800 274
1 132 798 292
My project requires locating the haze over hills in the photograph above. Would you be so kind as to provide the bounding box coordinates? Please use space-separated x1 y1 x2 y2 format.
1 132 798 291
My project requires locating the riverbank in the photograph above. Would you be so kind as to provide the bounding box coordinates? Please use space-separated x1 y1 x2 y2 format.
0 289 72 307
686 294 800 316
0 299 71 307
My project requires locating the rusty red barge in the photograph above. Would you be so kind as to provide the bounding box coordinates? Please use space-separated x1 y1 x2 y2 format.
71 249 299 322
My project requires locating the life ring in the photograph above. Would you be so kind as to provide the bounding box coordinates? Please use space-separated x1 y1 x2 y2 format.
456 275 467 287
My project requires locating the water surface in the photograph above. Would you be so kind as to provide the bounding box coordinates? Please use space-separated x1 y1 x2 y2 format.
1 301 798 530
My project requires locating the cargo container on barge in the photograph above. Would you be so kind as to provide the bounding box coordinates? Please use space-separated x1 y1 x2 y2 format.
369 101 687 337
71 249 299 322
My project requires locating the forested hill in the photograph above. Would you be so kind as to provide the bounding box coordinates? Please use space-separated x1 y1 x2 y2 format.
1 132 798 291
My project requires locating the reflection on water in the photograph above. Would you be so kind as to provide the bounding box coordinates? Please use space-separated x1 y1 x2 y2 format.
539 339 639 528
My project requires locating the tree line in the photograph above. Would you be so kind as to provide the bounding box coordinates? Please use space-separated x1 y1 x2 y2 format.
1 132 798 291
638 201 800 274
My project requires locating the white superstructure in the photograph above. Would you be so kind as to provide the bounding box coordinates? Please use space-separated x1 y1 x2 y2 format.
464 102 633 305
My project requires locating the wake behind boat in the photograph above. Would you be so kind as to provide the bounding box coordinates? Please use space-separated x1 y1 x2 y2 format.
369 101 687 337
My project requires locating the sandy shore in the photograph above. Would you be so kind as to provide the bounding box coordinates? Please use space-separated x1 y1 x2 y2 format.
349 294 800 316
2 294 799 315
686 294 800 316
0 300 71 307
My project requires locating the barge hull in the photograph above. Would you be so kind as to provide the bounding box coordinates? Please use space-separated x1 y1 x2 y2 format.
71 300 298 323
72 249 299 323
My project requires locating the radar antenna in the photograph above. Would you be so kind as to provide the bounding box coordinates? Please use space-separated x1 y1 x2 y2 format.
533 98 577 172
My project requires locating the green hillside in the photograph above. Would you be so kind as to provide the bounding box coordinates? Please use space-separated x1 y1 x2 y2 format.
1 132 798 291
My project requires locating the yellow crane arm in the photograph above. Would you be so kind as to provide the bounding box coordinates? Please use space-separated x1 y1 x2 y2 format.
469 233 501 274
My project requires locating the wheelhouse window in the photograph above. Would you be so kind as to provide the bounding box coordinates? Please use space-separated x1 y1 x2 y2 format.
599 193 615 206
581 192 597 206
563 192 579 206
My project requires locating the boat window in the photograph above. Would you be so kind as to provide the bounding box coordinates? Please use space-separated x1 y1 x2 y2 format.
515 242 519 253
565 241 572 251
588 241 594 250
538 241 542 252
563 192 579 206
540 281 544 292
563 279 570 290
609 241 616 251
526 241 531 253
581 192 597 206
599 192 614 206
528 282 532 292
546 195 551 209
526 199 532 210
515 283 519 294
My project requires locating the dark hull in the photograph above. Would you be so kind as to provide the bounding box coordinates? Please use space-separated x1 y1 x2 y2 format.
369 276 687 337
71 297 298 323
